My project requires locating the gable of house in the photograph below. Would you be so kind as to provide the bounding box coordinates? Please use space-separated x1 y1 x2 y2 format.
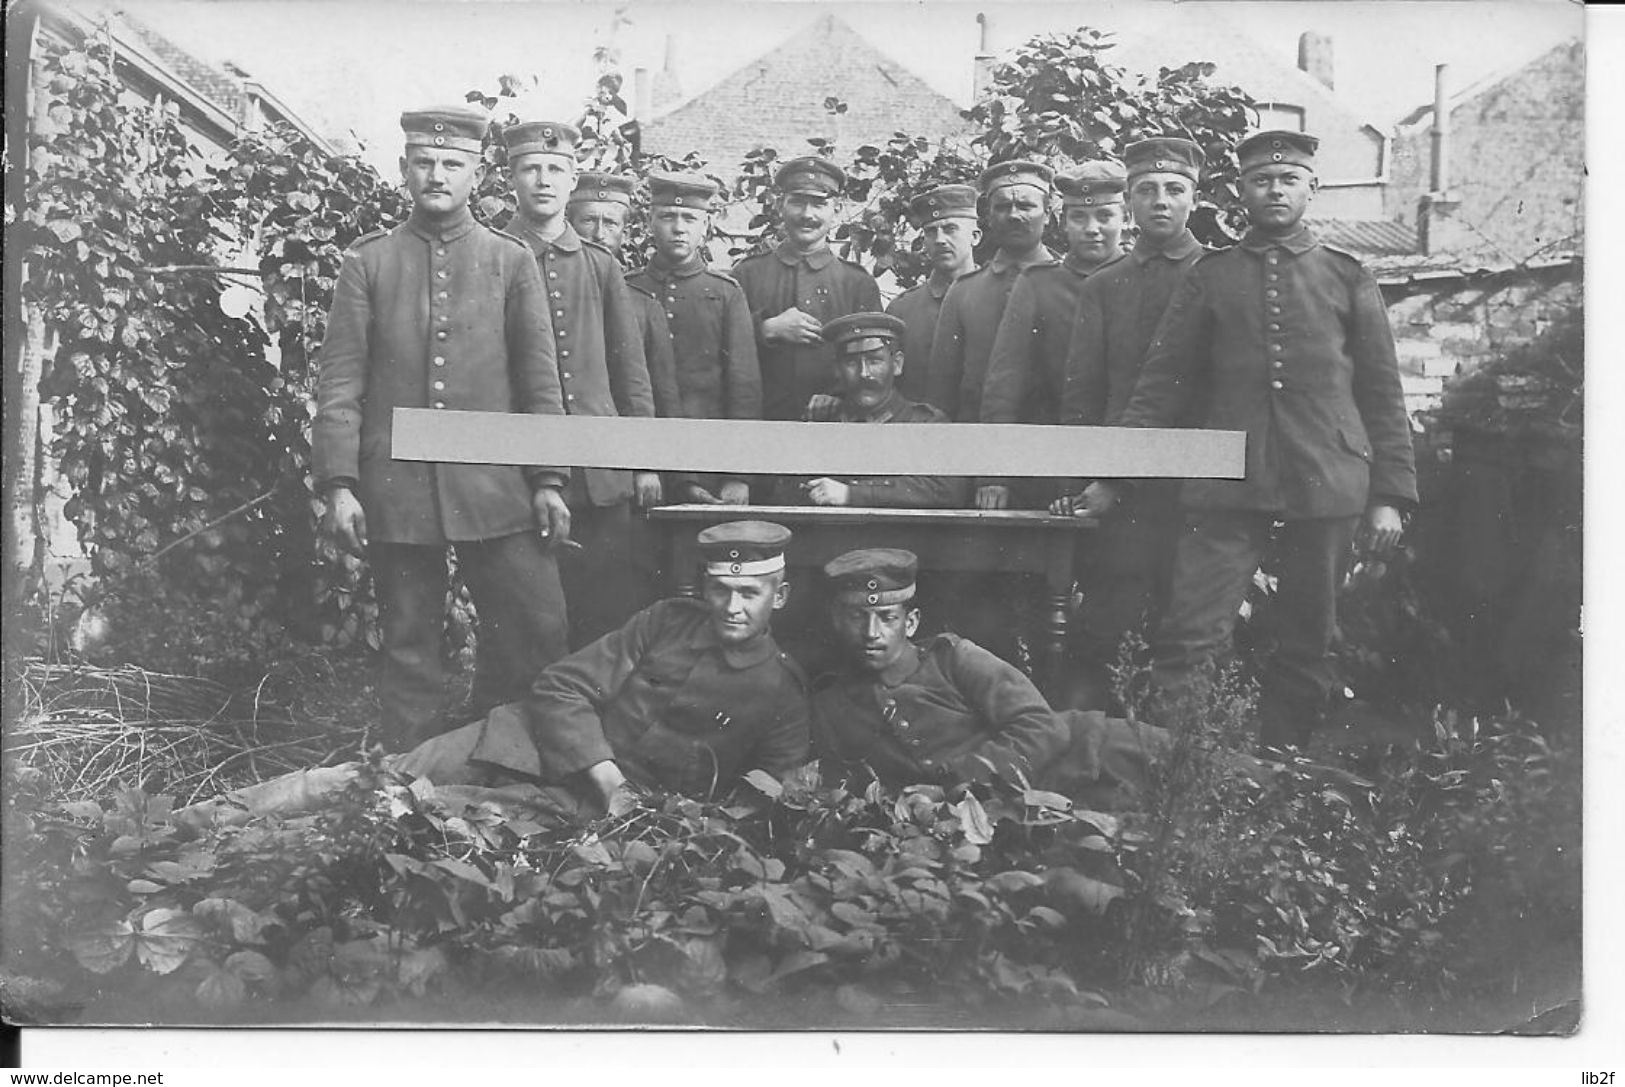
642 14 974 174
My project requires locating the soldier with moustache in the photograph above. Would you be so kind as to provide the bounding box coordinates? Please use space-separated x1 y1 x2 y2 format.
626 172 763 506
1114 131 1416 749
565 170 682 421
311 105 572 752
927 160 1057 424
977 160 1129 511
1051 137 1211 709
733 157 882 424
885 184 981 409
501 120 659 648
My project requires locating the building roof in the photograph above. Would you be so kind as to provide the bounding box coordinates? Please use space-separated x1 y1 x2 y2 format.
1395 38 1584 131
1110 5 1388 183
1305 217 1419 257
643 13 975 170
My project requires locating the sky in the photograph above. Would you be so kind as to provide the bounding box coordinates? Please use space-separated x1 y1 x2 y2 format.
117 0 1585 174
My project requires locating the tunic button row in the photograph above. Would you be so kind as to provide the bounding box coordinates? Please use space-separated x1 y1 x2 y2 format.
1265 289 1279 300
436 247 446 257
432 380 445 392
558 329 568 338
555 309 565 319
437 291 448 301
562 371 572 380
436 330 448 340
1271 343 1283 353
1270 380 1284 390
433 400 446 409
566 393 576 403
1269 322 1281 332
433 356 446 366
561 349 570 359
436 270 448 280
551 290 562 300
1272 360 1284 370
548 271 558 280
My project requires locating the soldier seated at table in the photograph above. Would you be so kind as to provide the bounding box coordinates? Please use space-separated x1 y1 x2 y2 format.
773 312 969 509
809 548 1171 809
174 522 810 830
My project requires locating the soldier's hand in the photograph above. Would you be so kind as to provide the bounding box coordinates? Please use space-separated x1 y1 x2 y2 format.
803 393 840 421
762 307 823 345
531 486 573 547
685 483 722 504
975 484 1010 510
584 759 629 812
802 477 851 506
323 486 368 557
633 471 664 508
1077 480 1120 518
1049 493 1083 516
1360 503 1404 555
718 480 752 505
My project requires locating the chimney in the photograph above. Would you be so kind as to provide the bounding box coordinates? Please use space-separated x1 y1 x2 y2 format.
1297 31 1334 90
1417 63 1464 256
973 12 995 101
632 66 652 123
662 33 679 77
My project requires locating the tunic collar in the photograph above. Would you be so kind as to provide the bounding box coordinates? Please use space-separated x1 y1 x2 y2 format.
696 621 779 669
1131 228 1202 264
925 269 960 300
405 206 477 244
773 240 835 270
650 252 707 280
988 245 1055 276
1239 224 1318 255
508 217 581 254
1063 249 1119 275
875 642 924 689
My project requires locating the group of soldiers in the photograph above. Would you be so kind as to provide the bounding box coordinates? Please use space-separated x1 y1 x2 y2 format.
297 100 1416 821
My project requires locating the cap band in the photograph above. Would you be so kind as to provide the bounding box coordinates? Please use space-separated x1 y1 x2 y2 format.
835 583 917 606
706 555 786 577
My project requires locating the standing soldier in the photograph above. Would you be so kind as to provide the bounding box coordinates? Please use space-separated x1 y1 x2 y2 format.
501 120 659 648
886 184 981 409
1116 131 1417 749
312 105 572 751
927 160 1057 427
1051 137 1209 708
626 172 762 506
565 171 681 421
734 156 881 423
978 160 1128 510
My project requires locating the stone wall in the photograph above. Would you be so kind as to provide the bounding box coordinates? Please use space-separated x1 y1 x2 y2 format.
1381 261 1581 415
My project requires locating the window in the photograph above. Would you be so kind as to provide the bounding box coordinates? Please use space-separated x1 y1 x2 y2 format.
1256 102 1306 132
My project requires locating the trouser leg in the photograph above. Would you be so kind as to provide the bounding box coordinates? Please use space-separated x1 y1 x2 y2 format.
372 542 452 751
1148 509 1270 715
1256 516 1360 749
558 500 639 649
458 530 570 718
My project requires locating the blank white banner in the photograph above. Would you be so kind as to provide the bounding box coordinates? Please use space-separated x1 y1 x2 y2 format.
390 410 1246 479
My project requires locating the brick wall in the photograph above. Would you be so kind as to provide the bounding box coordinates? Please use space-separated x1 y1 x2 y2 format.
1383 262 1581 415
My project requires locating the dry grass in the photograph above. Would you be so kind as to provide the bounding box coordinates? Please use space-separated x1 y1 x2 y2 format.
7 660 366 805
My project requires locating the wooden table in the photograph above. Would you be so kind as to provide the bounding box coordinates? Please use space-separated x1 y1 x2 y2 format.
648 504 1097 694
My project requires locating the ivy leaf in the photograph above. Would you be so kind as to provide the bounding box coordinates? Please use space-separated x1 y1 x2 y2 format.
46 219 83 242
986 870 1045 895
1042 866 1124 915
67 919 136 974
193 897 271 945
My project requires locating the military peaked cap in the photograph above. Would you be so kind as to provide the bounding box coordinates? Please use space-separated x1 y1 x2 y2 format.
502 119 581 159
1124 136 1206 182
979 159 1054 195
909 184 979 227
1236 130 1319 174
821 312 906 357
401 106 489 154
1055 160 1127 206
568 172 635 206
648 171 720 210
774 156 845 196
697 521 792 577
824 548 918 606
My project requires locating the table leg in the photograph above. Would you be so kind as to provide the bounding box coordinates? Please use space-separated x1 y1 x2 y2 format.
1041 536 1076 701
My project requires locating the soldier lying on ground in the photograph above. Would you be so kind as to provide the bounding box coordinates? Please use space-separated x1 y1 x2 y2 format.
807 548 1171 809
174 522 810 830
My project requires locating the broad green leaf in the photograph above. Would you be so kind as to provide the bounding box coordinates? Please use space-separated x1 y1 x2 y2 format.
768 948 828 983
136 908 203 974
621 839 660 876
571 839 614 867
986 869 1045 895
194 898 271 945
743 769 783 799
46 219 83 242
1026 905 1067 928
431 857 492 886
67 920 135 974
1072 809 1120 838
195 965 247 1008
223 949 277 983
1043 867 1124 915
126 879 163 894
954 794 995 845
